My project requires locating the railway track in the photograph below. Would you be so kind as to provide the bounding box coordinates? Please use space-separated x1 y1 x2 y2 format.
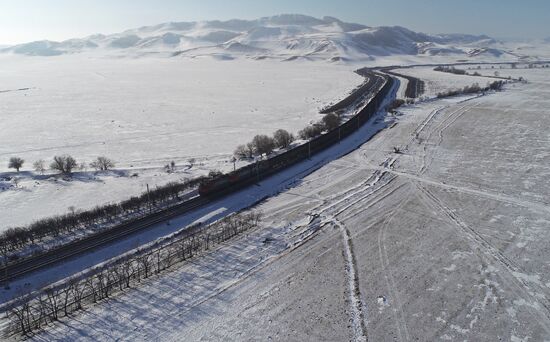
0 70 393 284
383 70 425 98
0 196 209 283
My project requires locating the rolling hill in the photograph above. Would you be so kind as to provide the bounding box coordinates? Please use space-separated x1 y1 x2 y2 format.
1 14 505 61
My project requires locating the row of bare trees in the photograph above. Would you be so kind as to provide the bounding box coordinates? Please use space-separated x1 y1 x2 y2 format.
298 113 340 140
234 129 295 159
5 212 262 336
434 66 468 75
7 156 115 175
436 80 505 99
233 113 343 161
0 177 207 263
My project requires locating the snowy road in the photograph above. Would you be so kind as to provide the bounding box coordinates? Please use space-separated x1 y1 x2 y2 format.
27 68 550 341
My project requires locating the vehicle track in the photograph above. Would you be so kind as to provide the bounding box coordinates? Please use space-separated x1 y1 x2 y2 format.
332 218 368 342
418 103 479 174
377 191 412 342
415 183 550 334
330 160 550 216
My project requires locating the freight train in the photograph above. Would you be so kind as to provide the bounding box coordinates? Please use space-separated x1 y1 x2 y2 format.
199 72 395 198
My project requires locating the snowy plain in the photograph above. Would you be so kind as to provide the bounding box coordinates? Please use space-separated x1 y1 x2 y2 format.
3 13 549 230
22 67 550 341
393 65 503 98
1 19 550 338
0 54 362 228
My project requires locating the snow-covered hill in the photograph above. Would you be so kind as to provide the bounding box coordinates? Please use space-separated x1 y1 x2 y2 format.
1 14 506 61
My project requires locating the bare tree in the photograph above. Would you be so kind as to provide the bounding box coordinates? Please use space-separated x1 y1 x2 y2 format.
90 156 115 171
273 129 294 149
8 157 24 172
50 155 78 174
4 211 263 336
33 159 46 174
137 254 152 280
252 135 275 156
9 301 31 335
234 144 253 159
245 142 255 157
71 280 85 310
50 156 65 173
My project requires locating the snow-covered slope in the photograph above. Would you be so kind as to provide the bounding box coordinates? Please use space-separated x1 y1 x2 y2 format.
1 14 506 61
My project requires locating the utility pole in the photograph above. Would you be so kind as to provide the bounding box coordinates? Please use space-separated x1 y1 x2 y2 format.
256 159 260 182
146 183 152 213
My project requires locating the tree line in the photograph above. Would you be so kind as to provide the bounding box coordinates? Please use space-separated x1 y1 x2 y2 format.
436 80 505 99
0 177 206 263
7 155 115 175
434 66 470 75
5 212 262 336
233 113 340 160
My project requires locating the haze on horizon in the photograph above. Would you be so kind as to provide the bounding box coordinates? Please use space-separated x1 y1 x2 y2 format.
0 0 548 45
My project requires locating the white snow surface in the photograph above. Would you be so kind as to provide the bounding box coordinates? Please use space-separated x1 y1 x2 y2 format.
0 55 362 228
22 67 550 342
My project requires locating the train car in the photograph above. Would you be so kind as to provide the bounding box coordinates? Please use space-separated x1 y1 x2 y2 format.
199 74 394 199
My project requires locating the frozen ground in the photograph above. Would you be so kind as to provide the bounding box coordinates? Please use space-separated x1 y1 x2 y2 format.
0 55 362 228
24 68 550 341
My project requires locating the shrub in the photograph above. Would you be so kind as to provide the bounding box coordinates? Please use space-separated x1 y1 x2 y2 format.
388 99 406 113
436 81 504 98
434 66 467 75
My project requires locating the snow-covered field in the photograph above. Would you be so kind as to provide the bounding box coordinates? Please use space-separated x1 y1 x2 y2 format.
394 65 502 98
0 55 362 228
3 15 548 230
25 68 550 341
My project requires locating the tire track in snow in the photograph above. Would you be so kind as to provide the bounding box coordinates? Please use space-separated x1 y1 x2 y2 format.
377 193 412 342
330 217 368 342
419 103 478 174
415 183 550 334
331 160 550 216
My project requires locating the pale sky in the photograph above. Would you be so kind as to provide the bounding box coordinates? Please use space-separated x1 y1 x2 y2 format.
0 0 548 45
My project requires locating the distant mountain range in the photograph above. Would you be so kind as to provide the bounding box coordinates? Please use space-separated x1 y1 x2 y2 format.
1 14 513 61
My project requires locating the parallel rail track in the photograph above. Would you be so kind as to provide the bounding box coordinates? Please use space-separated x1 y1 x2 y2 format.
0 70 394 284
0 196 209 283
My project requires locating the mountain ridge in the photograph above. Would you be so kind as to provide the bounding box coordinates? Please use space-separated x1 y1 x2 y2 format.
1 14 503 61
